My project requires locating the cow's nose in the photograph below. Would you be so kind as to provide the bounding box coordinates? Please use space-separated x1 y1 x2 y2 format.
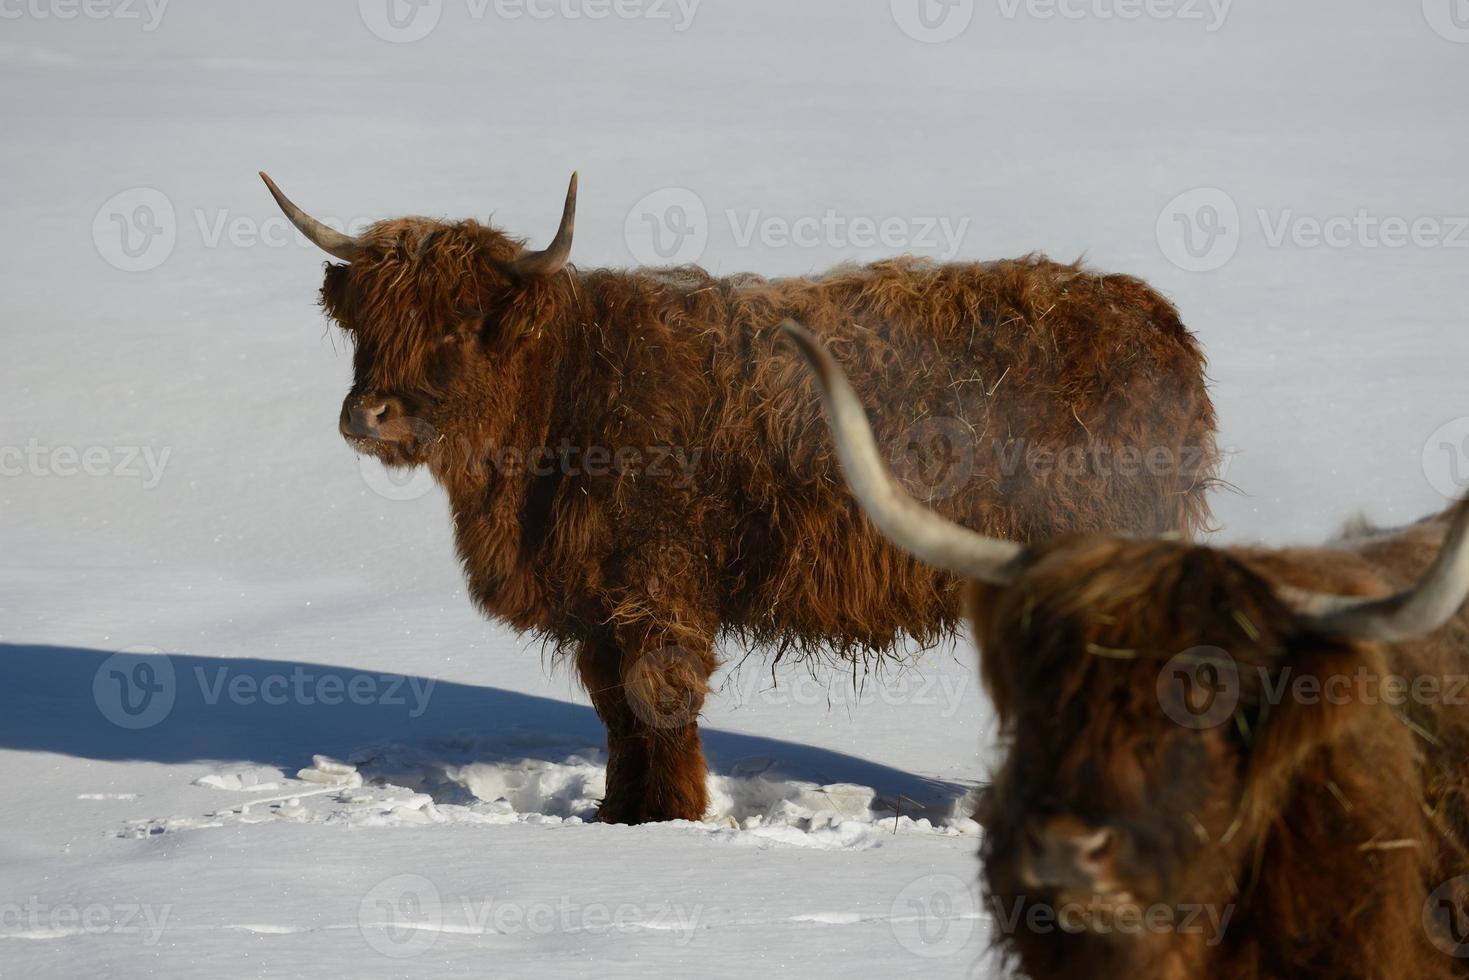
340 395 404 440
1020 817 1117 892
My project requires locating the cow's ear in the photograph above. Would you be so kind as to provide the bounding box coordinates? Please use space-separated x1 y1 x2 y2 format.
319 263 351 327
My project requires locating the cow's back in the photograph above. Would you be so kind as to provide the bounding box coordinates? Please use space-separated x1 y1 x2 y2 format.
694 254 1218 656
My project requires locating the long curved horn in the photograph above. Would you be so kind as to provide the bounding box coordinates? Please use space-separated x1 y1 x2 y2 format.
259 172 366 263
782 321 1023 585
507 173 577 278
1283 499 1469 642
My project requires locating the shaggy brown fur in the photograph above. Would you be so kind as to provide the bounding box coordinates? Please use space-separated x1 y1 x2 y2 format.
969 507 1469 979
303 209 1217 823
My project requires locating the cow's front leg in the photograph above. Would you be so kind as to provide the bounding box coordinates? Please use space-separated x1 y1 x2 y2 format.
577 633 715 824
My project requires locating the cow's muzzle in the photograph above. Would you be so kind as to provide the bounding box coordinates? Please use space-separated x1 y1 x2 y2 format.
340 394 408 443
1019 816 1121 898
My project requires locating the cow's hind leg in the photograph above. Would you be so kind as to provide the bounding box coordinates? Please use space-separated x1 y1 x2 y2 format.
577 632 715 824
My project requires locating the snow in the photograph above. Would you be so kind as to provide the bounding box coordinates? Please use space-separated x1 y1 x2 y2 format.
1 1 1467 977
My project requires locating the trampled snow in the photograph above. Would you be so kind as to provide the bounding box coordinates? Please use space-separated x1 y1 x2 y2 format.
2 1 1467 976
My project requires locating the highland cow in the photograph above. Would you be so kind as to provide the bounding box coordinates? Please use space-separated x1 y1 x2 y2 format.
262 172 1218 824
788 320 1469 979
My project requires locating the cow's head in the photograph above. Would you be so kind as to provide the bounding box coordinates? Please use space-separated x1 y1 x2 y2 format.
261 172 576 468
784 321 1469 973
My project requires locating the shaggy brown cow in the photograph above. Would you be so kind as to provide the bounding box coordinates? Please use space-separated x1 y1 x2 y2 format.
789 320 1469 979
261 172 1219 824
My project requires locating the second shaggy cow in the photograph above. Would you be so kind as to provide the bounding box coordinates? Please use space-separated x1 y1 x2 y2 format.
790 320 1469 979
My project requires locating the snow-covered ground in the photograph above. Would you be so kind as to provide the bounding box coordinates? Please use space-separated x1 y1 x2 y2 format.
2 1 1467 976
